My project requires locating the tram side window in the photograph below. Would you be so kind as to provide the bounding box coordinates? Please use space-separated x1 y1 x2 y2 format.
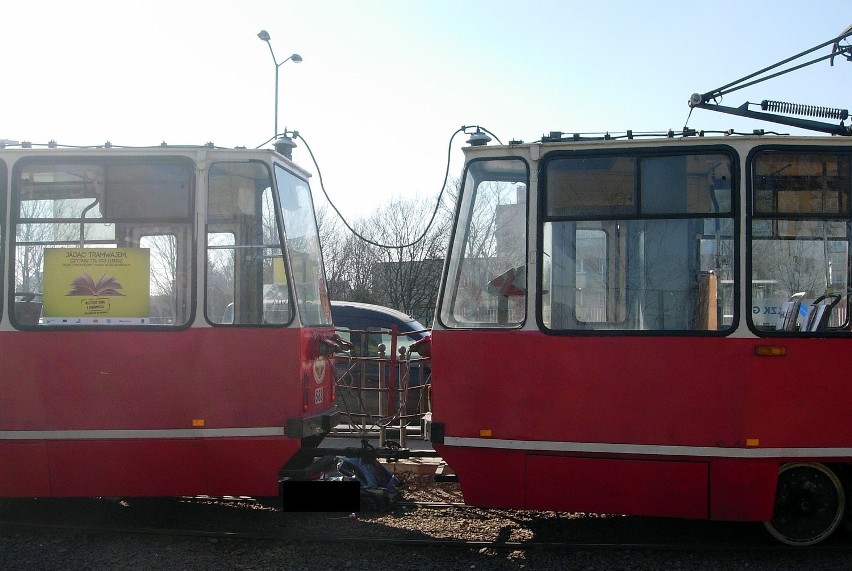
750 151 851 333
140 234 187 325
206 161 293 326
12 161 193 327
542 152 735 332
439 159 528 328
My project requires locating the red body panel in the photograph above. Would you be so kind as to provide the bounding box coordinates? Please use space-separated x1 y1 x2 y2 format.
527 456 708 518
0 327 336 497
432 330 852 521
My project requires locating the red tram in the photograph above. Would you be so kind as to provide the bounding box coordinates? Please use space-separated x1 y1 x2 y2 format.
0 144 338 499
430 132 852 545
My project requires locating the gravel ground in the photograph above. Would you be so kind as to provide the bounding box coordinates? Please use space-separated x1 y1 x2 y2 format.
1 474 852 570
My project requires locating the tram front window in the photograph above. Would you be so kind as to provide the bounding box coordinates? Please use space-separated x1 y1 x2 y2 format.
275 164 331 327
439 158 528 328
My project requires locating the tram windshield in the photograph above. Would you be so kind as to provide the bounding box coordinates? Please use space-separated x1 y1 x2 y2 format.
439 158 528 328
275 164 331 327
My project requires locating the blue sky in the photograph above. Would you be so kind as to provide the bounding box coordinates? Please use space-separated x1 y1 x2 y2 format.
1 1 851 219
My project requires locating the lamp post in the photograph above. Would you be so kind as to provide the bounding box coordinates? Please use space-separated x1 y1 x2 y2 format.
257 30 302 143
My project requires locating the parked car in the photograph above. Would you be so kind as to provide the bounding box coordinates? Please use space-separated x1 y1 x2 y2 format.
330 301 430 424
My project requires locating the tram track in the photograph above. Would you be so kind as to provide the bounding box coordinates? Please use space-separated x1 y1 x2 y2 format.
4 514 849 554
4 486 852 570
1 495 851 555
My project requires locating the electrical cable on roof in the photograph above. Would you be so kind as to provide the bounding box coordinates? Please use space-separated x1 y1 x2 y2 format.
295 125 500 249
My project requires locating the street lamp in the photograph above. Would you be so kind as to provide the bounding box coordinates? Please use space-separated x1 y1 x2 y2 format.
257 29 302 144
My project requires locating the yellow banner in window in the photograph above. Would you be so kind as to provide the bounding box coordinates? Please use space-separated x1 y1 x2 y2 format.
273 256 287 284
43 248 151 324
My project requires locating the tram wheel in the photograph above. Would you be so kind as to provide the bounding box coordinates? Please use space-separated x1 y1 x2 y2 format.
763 462 845 546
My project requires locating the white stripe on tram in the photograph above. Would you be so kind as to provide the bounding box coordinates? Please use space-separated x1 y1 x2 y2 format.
0 427 287 440
443 437 852 459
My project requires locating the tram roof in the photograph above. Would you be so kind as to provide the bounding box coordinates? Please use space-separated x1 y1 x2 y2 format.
462 130 852 158
0 142 312 178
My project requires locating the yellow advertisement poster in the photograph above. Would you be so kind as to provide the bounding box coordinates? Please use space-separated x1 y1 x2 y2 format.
42 248 151 325
273 256 287 284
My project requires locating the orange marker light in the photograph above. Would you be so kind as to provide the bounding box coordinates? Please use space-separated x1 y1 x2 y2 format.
192 419 205 427
746 438 760 447
479 429 493 438
755 345 786 357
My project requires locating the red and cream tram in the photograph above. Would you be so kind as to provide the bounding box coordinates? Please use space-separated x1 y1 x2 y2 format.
0 143 337 499
430 132 852 545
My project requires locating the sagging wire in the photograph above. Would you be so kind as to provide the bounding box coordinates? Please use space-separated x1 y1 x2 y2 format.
294 125 500 250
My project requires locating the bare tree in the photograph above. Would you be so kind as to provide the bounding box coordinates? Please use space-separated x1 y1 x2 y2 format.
141 234 179 322
15 198 96 293
205 232 235 322
316 206 351 300
364 194 452 324
341 218 381 303
316 185 457 324
752 237 830 297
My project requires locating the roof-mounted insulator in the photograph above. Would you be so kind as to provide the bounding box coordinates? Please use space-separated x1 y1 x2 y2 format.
466 128 492 146
274 134 297 158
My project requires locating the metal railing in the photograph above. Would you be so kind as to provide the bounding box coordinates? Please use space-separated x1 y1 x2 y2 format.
332 324 431 448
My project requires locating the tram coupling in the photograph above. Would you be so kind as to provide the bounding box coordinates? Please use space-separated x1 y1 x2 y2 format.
278 439 434 512
296 438 440 465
